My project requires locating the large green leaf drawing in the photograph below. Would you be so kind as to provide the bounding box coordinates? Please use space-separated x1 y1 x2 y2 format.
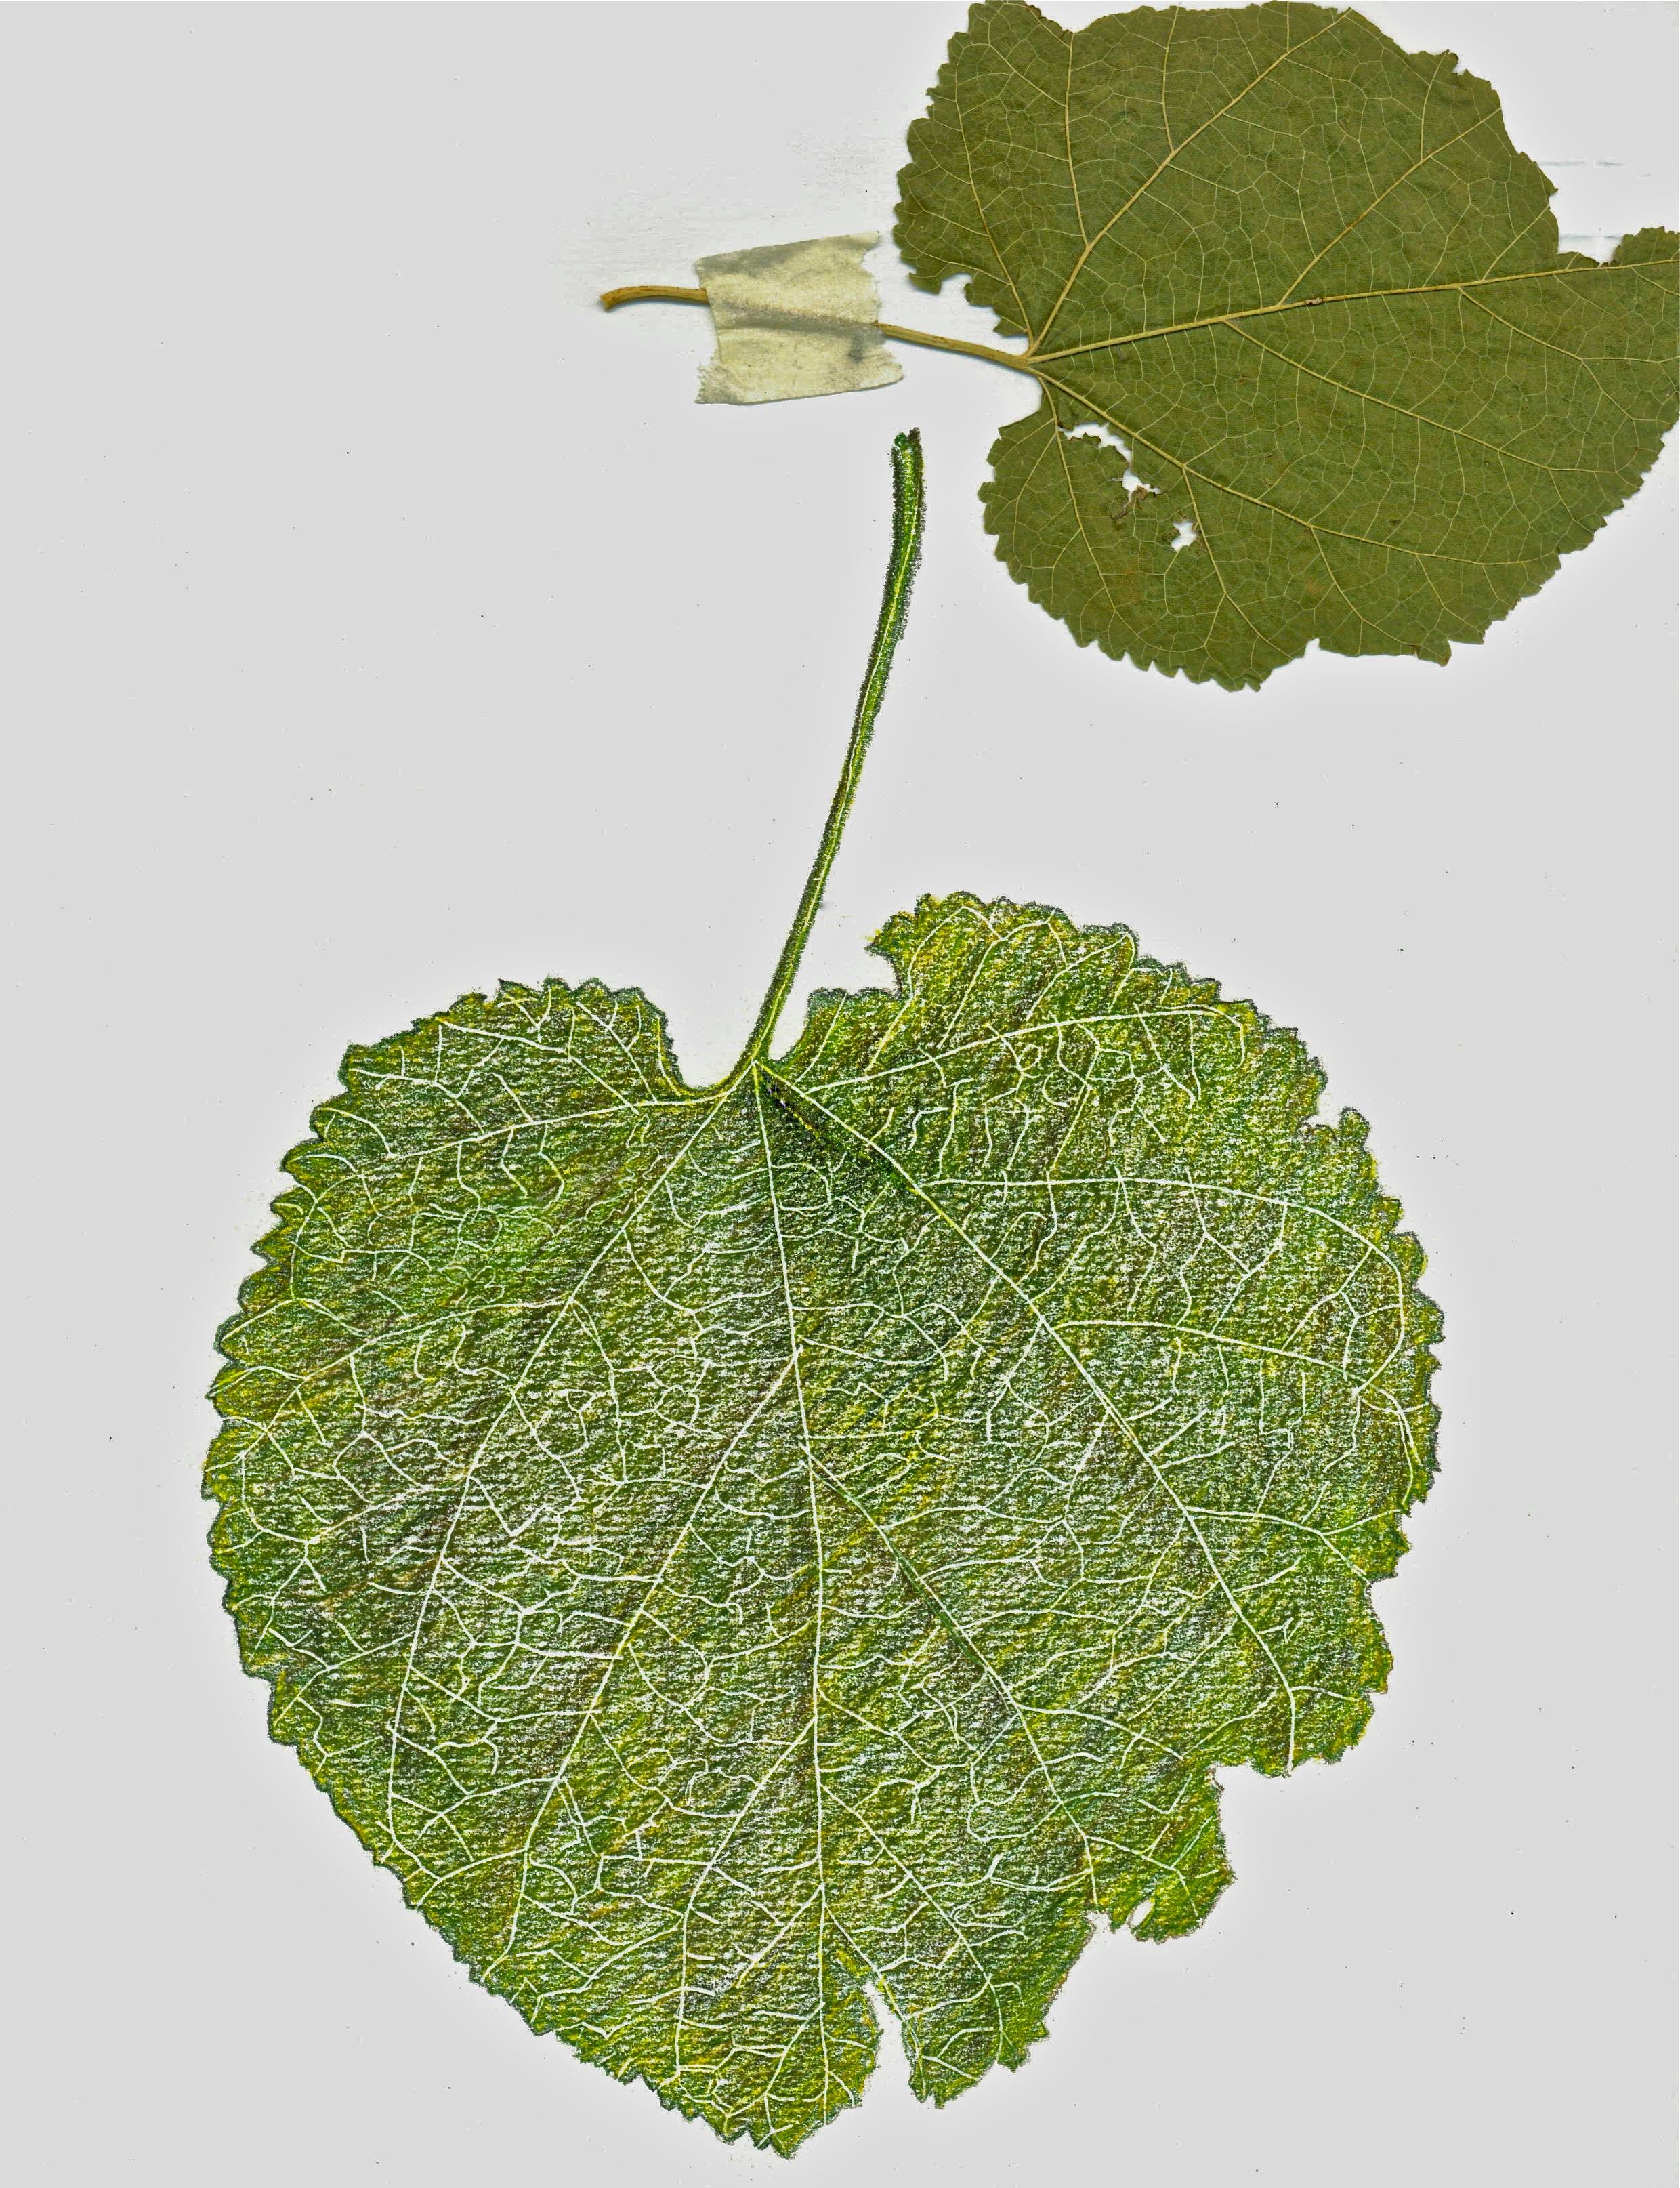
209 892 1437 2151
207 436 1439 2151
894 0 1679 686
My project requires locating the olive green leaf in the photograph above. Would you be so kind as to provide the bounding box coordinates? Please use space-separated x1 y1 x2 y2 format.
207 892 1437 2152
895 0 1679 686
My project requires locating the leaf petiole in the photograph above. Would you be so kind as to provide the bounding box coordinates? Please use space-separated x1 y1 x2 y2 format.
600 285 1037 378
722 426 925 1086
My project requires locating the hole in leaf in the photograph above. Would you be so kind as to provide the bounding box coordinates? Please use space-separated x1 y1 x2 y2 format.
1170 519 1198 552
1062 419 1130 458
1557 230 1625 260
1062 418 1159 498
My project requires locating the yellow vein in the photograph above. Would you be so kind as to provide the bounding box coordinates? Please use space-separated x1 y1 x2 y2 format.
1275 115 1492 305
1029 255 1662 366
1029 373 1548 566
1033 11 1349 349
1223 318 1614 476
953 54 1036 342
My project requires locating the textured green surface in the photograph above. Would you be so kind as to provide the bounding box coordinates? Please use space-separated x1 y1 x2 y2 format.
209 894 1439 2151
896 0 1680 686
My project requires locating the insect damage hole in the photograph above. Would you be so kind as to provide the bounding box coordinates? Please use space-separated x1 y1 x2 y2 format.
1170 520 1198 552
1062 419 1159 501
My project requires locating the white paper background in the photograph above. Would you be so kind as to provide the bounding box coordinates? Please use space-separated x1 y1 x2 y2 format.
3 4 1675 2182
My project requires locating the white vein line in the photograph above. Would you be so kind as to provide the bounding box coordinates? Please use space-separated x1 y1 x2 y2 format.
810 1008 1242 1092
382 1094 730 1856
477 1353 797 1957
767 1070 1303 1771
753 1069 834 2109
808 1448 1113 1912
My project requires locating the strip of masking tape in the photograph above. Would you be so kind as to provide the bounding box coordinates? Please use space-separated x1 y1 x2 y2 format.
694 233 903 405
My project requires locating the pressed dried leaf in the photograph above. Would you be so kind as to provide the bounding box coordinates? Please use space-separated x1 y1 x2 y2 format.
896 1 1679 686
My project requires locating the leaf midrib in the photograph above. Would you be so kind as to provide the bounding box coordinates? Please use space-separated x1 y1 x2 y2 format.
1026 257 1656 369
933 0 1660 388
